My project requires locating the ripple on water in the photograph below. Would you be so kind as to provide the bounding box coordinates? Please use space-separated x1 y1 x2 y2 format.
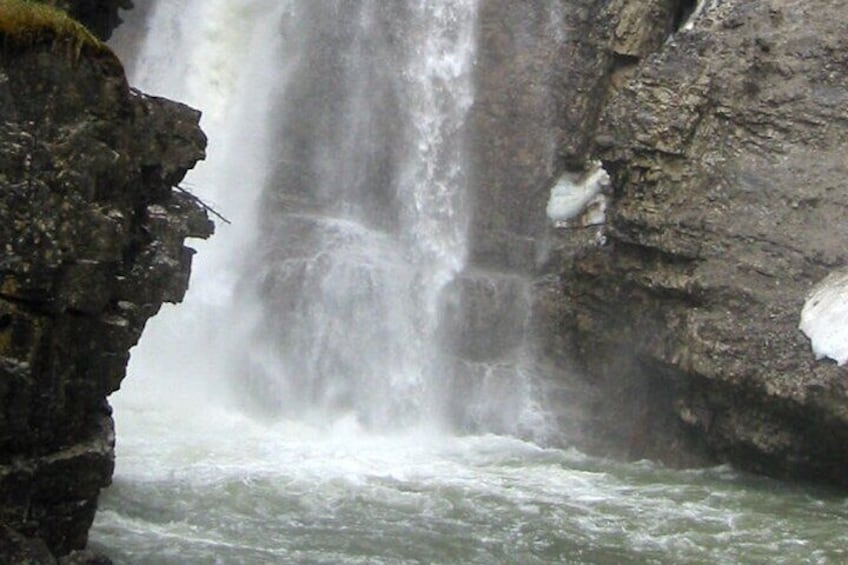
92 422 848 564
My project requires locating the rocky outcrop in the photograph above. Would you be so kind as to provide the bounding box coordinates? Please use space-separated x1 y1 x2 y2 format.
473 0 848 485
470 0 703 455
470 0 690 272
567 0 848 485
0 3 211 561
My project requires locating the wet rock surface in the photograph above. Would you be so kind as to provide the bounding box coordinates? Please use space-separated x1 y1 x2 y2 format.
0 5 211 560
473 0 848 485
470 0 704 460
472 0 848 485
574 0 848 484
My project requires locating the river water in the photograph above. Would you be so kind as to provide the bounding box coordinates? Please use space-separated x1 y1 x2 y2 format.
91 1 848 562
91 401 848 564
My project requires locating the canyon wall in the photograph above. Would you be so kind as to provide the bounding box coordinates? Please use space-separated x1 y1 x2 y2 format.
0 3 210 562
571 0 848 484
473 0 848 485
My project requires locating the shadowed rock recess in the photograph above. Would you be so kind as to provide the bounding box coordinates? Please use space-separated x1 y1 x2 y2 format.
0 1 211 562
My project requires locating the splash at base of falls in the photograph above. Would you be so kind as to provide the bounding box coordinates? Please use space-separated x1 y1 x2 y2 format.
91 399 848 564
233 0 491 433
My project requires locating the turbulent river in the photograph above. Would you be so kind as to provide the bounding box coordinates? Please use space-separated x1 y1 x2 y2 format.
91 1 848 563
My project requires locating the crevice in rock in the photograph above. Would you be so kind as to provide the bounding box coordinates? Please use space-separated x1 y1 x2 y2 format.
673 0 699 31
609 52 641 90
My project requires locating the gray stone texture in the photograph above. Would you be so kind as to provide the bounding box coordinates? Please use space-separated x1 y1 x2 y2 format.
471 0 848 484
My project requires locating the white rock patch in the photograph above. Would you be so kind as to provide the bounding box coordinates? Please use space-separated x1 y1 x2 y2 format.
799 269 848 366
546 163 610 227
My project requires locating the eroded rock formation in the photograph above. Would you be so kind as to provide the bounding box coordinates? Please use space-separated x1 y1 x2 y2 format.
472 0 848 485
0 3 211 561
571 0 848 484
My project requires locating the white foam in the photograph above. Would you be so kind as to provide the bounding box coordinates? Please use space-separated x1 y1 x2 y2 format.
800 269 848 366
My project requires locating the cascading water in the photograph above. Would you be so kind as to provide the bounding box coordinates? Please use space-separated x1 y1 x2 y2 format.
106 0 287 414
237 2 479 429
91 1 848 563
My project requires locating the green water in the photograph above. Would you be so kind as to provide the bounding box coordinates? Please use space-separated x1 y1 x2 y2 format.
90 408 848 564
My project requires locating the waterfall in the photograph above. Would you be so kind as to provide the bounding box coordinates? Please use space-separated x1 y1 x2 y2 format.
107 0 287 416
237 2 479 430
108 0 546 435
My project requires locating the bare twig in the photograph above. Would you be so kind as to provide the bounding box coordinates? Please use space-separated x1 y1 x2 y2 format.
174 184 232 225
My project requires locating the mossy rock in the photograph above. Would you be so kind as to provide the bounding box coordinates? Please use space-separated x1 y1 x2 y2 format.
0 0 108 56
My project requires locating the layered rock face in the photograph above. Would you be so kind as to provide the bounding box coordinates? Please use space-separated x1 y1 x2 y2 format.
0 4 211 561
470 0 699 453
572 0 848 484
473 0 848 485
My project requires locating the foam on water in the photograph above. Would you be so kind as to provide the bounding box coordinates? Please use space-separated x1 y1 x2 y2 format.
94 408 848 563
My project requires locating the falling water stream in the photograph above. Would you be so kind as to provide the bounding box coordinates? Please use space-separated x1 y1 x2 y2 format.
91 1 848 563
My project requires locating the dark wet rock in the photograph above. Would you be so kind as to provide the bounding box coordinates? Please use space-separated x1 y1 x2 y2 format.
439 271 531 362
0 524 57 564
567 0 848 484
59 548 113 565
47 0 134 40
0 7 210 561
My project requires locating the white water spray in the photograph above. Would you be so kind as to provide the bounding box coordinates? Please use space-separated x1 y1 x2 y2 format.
236 2 483 430
108 0 287 417
110 0 520 434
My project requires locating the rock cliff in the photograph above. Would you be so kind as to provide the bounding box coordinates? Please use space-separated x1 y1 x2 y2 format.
472 0 848 486
574 0 848 485
0 2 211 561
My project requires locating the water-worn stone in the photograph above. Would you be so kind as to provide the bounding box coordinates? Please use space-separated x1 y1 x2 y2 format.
470 0 703 460
439 271 530 362
0 3 211 560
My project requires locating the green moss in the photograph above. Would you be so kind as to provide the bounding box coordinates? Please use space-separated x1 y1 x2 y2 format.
0 0 106 55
